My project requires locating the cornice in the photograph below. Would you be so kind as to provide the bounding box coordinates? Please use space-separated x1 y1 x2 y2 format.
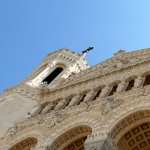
45 55 150 94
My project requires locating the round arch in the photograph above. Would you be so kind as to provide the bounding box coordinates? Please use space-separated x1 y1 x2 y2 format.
106 110 150 150
50 125 92 150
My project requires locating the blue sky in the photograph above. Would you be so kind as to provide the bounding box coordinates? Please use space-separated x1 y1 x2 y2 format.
0 0 150 92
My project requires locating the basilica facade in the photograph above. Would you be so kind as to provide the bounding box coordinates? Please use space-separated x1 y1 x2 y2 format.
1 48 150 150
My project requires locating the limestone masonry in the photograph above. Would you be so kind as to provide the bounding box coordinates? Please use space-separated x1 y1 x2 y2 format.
1 48 150 150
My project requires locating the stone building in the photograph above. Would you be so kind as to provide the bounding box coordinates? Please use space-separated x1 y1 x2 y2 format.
1 48 150 150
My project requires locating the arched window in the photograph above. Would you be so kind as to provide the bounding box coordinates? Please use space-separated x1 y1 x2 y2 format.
42 67 63 85
9 137 37 150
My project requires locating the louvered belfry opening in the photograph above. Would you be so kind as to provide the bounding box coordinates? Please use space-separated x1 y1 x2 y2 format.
42 67 63 85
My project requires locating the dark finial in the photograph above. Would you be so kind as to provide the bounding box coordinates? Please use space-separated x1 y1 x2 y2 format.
82 46 94 54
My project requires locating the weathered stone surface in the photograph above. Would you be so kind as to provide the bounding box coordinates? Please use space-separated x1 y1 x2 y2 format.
2 48 150 149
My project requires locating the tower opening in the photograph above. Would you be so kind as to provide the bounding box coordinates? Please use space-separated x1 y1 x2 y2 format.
42 67 63 85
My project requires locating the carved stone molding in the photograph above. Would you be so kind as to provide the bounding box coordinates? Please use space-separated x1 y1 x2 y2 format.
104 110 150 150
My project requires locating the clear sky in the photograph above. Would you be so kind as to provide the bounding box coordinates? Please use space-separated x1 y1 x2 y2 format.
0 0 150 92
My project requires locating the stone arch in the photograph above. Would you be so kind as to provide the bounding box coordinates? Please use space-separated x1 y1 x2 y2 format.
3 109 98 150
9 137 37 150
50 125 92 150
42 67 64 85
55 63 66 69
106 110 150 150
2 127 46 150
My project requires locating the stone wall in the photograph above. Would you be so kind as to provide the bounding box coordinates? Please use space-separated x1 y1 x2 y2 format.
2 49 150 149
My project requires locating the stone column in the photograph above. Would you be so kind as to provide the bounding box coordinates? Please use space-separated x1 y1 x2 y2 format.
34 145 47 150
134 76 145 88
116 81 127 92
102 138 119 150
100 86 110 98
84 134 107 150
55 99 68 110
34 137 53 150
68 94 82 106
84 90 98 102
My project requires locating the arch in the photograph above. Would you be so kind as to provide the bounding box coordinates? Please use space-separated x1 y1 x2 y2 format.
50 125 92 150
42 66 64 85
107 110 150 150
9 137 37 150
117 122 150 150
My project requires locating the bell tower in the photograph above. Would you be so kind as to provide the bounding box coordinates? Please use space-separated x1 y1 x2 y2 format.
0 48 89 140
26 48 89 89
